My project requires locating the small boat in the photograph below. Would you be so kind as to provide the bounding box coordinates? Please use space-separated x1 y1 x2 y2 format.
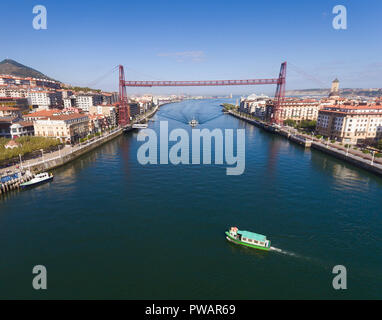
20 172 53 188
189 118 199 127
225 226 271 251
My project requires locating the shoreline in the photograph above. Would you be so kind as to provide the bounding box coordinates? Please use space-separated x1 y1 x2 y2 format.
0 104 161 196
226 108 382 178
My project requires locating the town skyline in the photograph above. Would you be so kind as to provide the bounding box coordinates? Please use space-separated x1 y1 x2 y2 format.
1 1 382 94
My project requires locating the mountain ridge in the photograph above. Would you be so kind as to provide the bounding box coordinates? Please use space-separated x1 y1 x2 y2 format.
0 59 57 81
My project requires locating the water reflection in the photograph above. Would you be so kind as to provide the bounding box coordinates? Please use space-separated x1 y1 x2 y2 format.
310 150 381 192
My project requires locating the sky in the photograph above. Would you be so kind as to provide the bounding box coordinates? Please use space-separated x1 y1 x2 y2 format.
1 0 381 95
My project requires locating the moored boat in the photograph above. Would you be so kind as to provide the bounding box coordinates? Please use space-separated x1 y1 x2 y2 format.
225 226 271 251
20 172 53 188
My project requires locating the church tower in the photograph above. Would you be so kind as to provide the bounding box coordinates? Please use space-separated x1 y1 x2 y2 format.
329 78 340 97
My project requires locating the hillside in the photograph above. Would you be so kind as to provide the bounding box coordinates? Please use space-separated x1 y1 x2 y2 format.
0 59 56 81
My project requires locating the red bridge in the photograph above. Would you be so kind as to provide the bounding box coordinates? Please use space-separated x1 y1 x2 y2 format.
119 62 286 125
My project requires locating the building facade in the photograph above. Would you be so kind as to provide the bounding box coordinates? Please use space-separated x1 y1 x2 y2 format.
239 94 270 120
75 94 103 111
88 105 117 127
275 98 321 124
28 90 63 110
316 105 382 144
34 113 89 144
10 121 34 139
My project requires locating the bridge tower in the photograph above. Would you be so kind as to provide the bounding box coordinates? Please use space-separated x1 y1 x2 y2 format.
273 62 287 124
118 65 130 126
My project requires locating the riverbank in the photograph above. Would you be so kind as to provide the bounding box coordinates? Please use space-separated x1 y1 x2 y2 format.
226 108 382 177
0 105 160 196
2 98 381 299
227 109 312 147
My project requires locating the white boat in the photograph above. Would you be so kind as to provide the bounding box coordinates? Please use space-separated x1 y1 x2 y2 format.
20 172 53 188
189 118 199 127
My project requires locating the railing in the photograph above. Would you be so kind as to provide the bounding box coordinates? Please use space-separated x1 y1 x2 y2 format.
20 127 122 170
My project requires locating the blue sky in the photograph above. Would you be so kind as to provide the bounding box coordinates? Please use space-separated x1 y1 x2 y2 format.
1 0 381 94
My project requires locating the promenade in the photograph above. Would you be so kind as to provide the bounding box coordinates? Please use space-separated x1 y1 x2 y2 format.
0 105 159 177
227 108 382 176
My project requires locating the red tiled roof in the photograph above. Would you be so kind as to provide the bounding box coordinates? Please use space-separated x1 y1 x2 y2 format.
24 109 62 118
0 106 21 111
48 114 88 121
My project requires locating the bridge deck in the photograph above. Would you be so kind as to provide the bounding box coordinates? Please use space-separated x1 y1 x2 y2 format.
123 79 279 87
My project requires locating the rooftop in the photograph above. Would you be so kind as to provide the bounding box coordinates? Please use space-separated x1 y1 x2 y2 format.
237 230 267 242
25 109 62 118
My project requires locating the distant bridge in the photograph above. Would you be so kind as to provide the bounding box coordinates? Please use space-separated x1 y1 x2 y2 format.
118 62 286 126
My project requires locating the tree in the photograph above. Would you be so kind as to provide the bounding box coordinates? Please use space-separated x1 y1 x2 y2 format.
284 119 296 127
377 139 382 150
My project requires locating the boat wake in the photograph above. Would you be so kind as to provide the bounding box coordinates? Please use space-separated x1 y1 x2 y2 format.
269 246 300 258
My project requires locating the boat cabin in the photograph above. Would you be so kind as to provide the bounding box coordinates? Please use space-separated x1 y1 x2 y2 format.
229 226 270 248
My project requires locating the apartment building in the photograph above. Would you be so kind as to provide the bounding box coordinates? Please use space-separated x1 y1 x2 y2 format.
0 116 19 138
0 75 61 90
275 98 321 123
34 113 89 144
28 90 63 109
88 105 117 127
239 94 270 120
10 121 34 139
75 94 103 111
0 86 27 98
23 109 63 121
0 106 22 118
316 105 382 144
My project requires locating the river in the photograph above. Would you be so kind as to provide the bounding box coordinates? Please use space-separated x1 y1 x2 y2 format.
1 98 381 299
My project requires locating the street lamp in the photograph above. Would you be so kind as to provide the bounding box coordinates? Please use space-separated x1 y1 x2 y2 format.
19 154 22 170
346 144 350 156
40 149 44 162
371 151 376 166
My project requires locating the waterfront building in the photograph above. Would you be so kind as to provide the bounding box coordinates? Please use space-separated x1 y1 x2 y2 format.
275 98 321 124
239 94 270 120
129 102 140 118
88 105 117 127
34 113 89 144
0 116 20 138
10 121 34 139
23 109 63 121
316 104 382 144
88 114 111 133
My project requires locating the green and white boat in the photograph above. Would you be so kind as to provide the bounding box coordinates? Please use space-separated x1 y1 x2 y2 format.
225 227 271 251
20 172 53 188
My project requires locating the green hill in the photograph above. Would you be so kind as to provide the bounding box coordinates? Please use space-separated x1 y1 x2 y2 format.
0 59 56 81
